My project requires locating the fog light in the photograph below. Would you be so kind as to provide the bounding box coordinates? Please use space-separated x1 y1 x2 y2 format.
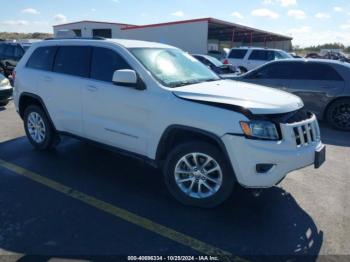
256 164 274 174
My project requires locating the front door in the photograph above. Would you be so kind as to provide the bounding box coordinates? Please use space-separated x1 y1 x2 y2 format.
82 46 150 155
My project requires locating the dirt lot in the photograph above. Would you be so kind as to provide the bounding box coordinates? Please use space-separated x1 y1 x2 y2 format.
0 101 349 261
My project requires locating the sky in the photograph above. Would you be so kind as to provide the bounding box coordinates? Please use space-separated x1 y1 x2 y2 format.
1 0 350 47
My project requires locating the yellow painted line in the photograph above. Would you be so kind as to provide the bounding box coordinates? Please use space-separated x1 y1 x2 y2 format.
0 158 247 262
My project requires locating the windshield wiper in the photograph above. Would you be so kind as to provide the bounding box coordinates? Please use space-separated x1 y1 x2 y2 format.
170 80 200 88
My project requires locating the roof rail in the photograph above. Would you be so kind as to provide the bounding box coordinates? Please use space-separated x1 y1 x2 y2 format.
44 37 106 41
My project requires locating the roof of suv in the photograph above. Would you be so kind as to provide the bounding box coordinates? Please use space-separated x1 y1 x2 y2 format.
38 38 176 49
230 47 285 52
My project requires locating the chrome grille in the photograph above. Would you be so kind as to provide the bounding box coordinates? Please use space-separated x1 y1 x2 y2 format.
293 121 320 147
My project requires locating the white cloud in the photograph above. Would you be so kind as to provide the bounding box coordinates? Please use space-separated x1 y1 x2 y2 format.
251 8 279 19
292 30 350 47
334 6 343 12
21 8 40 15
263 0 297 7
171 11 184 17
288 9 306 19
112 0 119 3
287 26 311 34
341 24 350 30
315 12 330 19
1 20 29 26
231 11 244 19
54 14 67 23
278 0 297 7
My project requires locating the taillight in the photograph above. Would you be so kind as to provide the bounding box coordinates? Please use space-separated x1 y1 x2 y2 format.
223 59 229 65
12 71 16 82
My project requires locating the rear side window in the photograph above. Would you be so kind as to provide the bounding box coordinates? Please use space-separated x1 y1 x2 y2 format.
53 46 91 77
14 46 24 60
290 63 343 81
250 62 291 79
26 46 57 71
4 45 15 58
90 47 131 82
0 44 5 56
228 49 247 59
249 50 274 61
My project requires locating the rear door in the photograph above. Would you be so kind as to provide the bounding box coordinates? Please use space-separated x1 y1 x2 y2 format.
287 62 345 116
48 45 91 135
227 49 248 67
242 62 292 89
246 50 274 70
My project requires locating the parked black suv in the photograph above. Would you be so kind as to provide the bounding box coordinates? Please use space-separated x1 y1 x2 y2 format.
0 42 33 77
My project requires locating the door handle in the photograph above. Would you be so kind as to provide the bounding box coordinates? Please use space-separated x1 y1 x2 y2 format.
86 85 98 92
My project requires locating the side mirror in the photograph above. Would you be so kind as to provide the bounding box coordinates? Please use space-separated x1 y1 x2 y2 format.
112 69 146 90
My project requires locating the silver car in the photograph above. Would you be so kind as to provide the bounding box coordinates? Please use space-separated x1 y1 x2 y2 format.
236 59 350 131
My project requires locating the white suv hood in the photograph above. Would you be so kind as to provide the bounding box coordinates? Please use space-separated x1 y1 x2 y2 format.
172 80 303 115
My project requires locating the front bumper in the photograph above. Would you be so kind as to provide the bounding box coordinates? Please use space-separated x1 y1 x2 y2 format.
222 114 324 188
0 85 13 102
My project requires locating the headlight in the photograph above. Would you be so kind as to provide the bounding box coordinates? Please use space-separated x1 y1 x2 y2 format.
0 78 9 87
240 121 280 140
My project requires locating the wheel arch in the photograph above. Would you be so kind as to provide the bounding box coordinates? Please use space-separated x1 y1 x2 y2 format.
155 125 237 180
323 96 350 120
19 92 57 131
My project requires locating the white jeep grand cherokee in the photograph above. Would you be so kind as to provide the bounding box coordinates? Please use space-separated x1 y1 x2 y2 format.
13 38 326 208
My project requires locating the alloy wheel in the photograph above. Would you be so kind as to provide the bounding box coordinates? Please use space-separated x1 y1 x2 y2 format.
27 112 46 143
174 153 223 199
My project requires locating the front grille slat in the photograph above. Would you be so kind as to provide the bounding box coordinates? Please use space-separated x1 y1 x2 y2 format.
306 124 313 143
291 118 320 147
298 126 305 145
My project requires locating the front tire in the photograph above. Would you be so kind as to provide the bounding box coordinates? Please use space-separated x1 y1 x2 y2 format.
0 101 9 107
326 98 350 131
163 142 235 208
24 105 58 150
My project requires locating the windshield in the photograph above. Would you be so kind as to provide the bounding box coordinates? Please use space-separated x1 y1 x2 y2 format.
130 48 220 88
22 45 31 52
276 51 292 59
204 55 223 67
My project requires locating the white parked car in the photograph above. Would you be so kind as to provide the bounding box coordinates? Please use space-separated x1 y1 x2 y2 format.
13 38 325 208
0 73 12 107
223 47 293 73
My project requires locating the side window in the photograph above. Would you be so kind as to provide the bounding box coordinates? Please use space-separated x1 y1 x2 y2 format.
0 44 5 57
290 63 343 81
53 46 91 77
27 46 57 71
4 45 15 59
228 49 248 59
249 50 274 61
307 64 343 81
14 46 24 60
253 63 291 79
90 47 131 82
196 57 210 66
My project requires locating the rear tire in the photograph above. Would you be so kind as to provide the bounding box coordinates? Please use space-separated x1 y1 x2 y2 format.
163 142 235 208
326 98 350 131
24 105 58 150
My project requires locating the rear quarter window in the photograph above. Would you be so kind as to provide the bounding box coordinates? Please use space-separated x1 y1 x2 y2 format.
26 46 57 71
228 49 248 59
291 63 344 81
